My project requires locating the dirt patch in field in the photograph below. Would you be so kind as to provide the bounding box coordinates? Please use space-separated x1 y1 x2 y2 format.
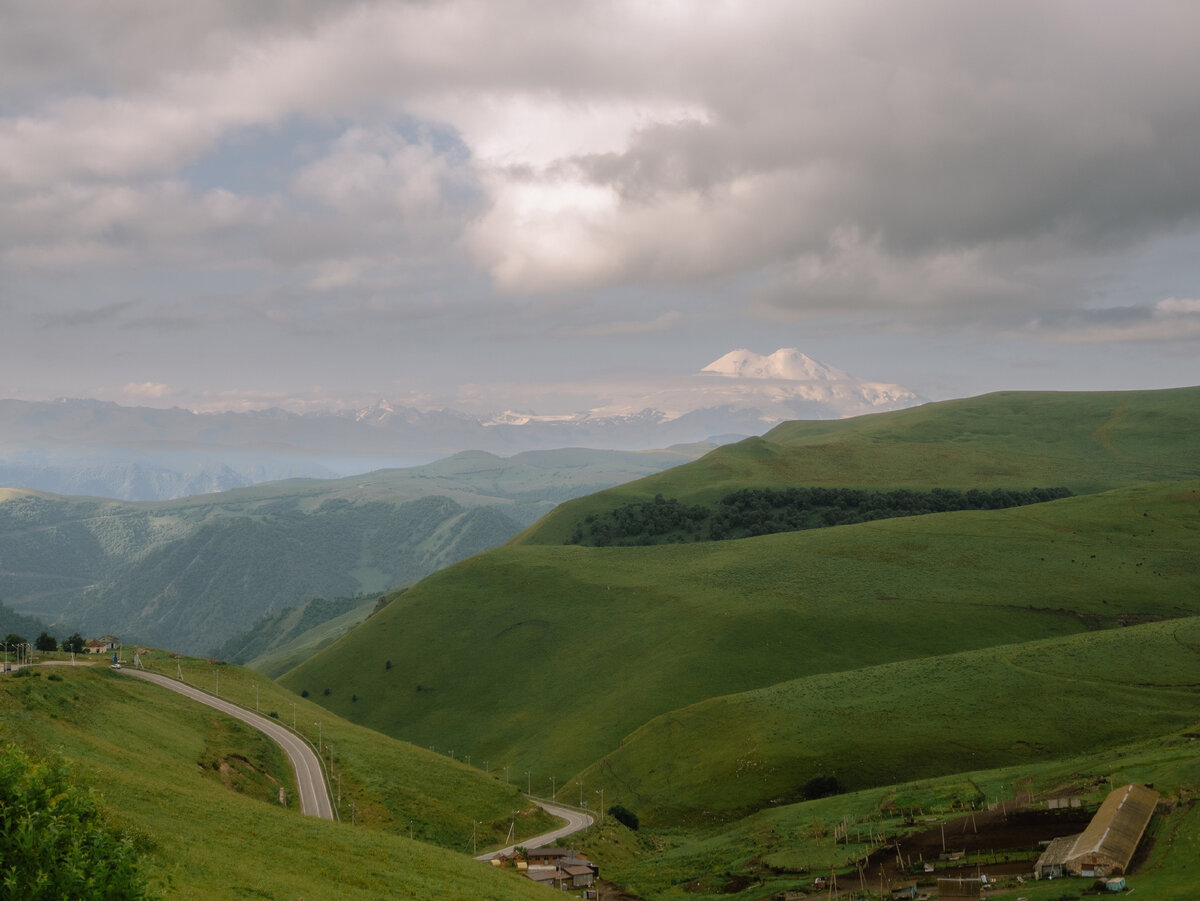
839 805 1095 891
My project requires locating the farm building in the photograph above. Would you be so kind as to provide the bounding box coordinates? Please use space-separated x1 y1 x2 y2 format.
1034 783 1158 879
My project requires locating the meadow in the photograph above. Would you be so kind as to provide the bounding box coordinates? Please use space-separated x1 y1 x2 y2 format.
281 479 1200 790
0 661 552 899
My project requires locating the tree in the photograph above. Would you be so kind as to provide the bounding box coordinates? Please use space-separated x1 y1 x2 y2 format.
62 633 86 654
3 633 26 652
35 632 57 653
0 744 154 899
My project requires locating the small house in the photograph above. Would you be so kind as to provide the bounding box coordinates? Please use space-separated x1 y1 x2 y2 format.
527 847 570 867
891 880 918 899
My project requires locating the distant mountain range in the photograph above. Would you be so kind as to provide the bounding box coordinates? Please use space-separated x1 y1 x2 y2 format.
0 350 922 500
0 445 712 652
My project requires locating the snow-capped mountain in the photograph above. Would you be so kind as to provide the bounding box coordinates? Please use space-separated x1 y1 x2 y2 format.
702 348 850 381
0 351 924 499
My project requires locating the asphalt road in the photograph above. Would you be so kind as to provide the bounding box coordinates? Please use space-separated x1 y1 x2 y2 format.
475 799 595 860
119 668 336 820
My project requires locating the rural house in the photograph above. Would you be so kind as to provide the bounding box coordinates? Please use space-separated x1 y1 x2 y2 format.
1034 783 1158 879
84 635 120 654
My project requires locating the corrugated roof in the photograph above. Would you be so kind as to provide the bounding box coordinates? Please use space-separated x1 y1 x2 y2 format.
1069 783 1158 872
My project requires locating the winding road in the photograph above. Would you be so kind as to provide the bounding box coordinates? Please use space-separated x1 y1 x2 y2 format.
115 668 595 854
475 800 595 860
119 668 335 820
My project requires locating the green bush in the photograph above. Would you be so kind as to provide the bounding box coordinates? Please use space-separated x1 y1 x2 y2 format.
0 744 154 899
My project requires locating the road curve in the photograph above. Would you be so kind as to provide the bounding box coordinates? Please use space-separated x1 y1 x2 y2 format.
475 799 595 860
119 668 335 820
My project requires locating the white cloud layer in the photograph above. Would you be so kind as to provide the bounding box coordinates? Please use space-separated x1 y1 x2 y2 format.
1 0 1199 409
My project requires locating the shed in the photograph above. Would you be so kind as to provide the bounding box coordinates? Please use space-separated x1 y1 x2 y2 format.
891 879 918 899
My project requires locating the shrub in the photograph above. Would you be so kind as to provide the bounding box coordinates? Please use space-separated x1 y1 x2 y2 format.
0 744 154 899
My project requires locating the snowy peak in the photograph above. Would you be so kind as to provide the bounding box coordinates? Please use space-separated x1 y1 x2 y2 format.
701 348 850 381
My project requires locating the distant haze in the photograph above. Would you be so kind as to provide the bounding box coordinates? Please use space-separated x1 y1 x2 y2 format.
0 349 921 499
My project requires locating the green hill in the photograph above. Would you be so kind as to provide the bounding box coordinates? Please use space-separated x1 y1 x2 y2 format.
214 594 383 675
518 387 1200 545
577 615 1200 825
0 660 555 899
281 477 1200 794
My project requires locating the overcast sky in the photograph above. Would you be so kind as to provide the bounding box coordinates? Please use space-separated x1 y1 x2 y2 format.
2 0 1199 414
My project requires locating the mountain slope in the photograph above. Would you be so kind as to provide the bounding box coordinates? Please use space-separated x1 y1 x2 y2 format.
0 445 711 651
517 387 1200 545
0 661 551 899
280 477 1200 791
577 615 1200 824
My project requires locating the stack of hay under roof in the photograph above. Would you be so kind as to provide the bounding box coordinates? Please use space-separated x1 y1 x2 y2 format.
1035 783 1158 879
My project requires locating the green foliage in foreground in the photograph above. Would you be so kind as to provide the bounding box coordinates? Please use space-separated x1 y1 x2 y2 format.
0 663 550 899
578 616 1200 824
284 480 1200 787
0 744 152 900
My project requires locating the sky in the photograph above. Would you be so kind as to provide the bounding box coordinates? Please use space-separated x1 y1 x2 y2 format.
2 0 1199 415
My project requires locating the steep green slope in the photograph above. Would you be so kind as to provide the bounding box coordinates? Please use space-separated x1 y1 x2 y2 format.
579 616 1200 825
215 594 381 673
0 663 551 899
281 479 1200 788
519 387 1200 545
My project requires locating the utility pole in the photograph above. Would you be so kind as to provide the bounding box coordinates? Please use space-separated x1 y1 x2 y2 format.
254 682 259 712
596 788 604 823
525 770 531 795
292 701 296 730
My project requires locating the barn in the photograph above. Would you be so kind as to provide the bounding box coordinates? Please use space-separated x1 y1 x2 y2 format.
1034 783 1158 879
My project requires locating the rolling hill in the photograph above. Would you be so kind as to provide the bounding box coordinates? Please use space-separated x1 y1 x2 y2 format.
282 387 1200 829
0 658 555 899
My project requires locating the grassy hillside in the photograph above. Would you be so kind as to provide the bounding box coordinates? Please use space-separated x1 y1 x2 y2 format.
586 724 1200 900
216 595 384 676
281 478 1200 791
520 387 1200 545
0 659 554 898
578 616 1200 825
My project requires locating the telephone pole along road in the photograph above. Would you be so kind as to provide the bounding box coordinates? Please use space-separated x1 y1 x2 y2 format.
119 668 335 820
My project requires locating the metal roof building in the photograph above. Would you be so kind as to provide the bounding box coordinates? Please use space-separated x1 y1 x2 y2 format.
1034 783 1159 879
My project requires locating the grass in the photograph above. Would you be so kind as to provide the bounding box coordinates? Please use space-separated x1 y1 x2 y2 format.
0 663 551 899
581 726 1200 900
575 616 1200 824
243 597 382 677
517 386 1200 545
280 480 1200 788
